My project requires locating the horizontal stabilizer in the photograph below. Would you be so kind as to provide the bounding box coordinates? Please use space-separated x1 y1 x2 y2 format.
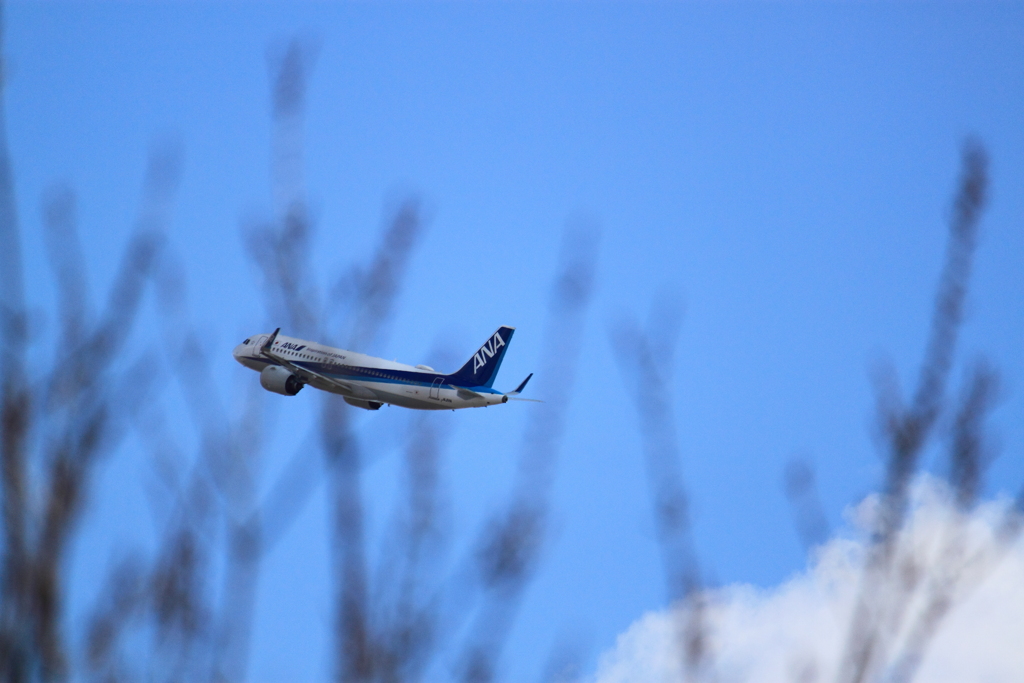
508 373 533 396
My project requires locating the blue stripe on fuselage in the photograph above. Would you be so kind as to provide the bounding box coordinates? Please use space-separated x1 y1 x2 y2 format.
240 355 504 394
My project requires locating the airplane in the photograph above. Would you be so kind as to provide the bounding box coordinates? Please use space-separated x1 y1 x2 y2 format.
232 325 539 411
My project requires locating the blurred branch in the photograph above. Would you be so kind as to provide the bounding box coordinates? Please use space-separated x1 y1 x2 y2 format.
879 360 1002 683
0 116 180 680
947 360 998 510
268 37 318 214
42 185 91 344
367 413 452 683
610 294 710 683
342 199 423 353
321 201 425 683
245 38 321 338
783 458 830 552
0 5 30 677
879 139 988 534
838 139 991 683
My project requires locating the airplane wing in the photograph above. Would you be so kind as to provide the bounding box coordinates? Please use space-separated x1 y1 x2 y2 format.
260 328 367 398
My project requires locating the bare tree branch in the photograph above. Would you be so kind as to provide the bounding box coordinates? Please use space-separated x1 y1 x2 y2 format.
611 293 710 683
839 139 989 683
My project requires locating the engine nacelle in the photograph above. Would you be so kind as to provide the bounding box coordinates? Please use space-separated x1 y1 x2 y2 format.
260 365 303 396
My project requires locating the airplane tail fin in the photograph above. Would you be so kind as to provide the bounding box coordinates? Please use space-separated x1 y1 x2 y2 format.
448 326 515 388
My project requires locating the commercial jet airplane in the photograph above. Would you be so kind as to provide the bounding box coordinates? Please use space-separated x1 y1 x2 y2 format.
232 326 538 411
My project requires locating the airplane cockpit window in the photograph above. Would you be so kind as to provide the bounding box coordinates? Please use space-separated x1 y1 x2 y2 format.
243 339 250 345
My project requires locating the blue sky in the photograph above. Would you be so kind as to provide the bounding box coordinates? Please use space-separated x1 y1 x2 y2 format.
6 2 1024 680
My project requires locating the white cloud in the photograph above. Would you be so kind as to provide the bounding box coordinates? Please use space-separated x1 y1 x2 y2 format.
592 477 1024 683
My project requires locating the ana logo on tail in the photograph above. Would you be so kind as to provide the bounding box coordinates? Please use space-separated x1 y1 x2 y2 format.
472 332 506 373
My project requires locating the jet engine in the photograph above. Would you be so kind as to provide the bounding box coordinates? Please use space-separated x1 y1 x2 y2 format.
260 365 303 396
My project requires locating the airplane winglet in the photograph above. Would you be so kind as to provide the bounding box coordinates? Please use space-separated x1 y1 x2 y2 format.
261 327 281 356
508 373 533 396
